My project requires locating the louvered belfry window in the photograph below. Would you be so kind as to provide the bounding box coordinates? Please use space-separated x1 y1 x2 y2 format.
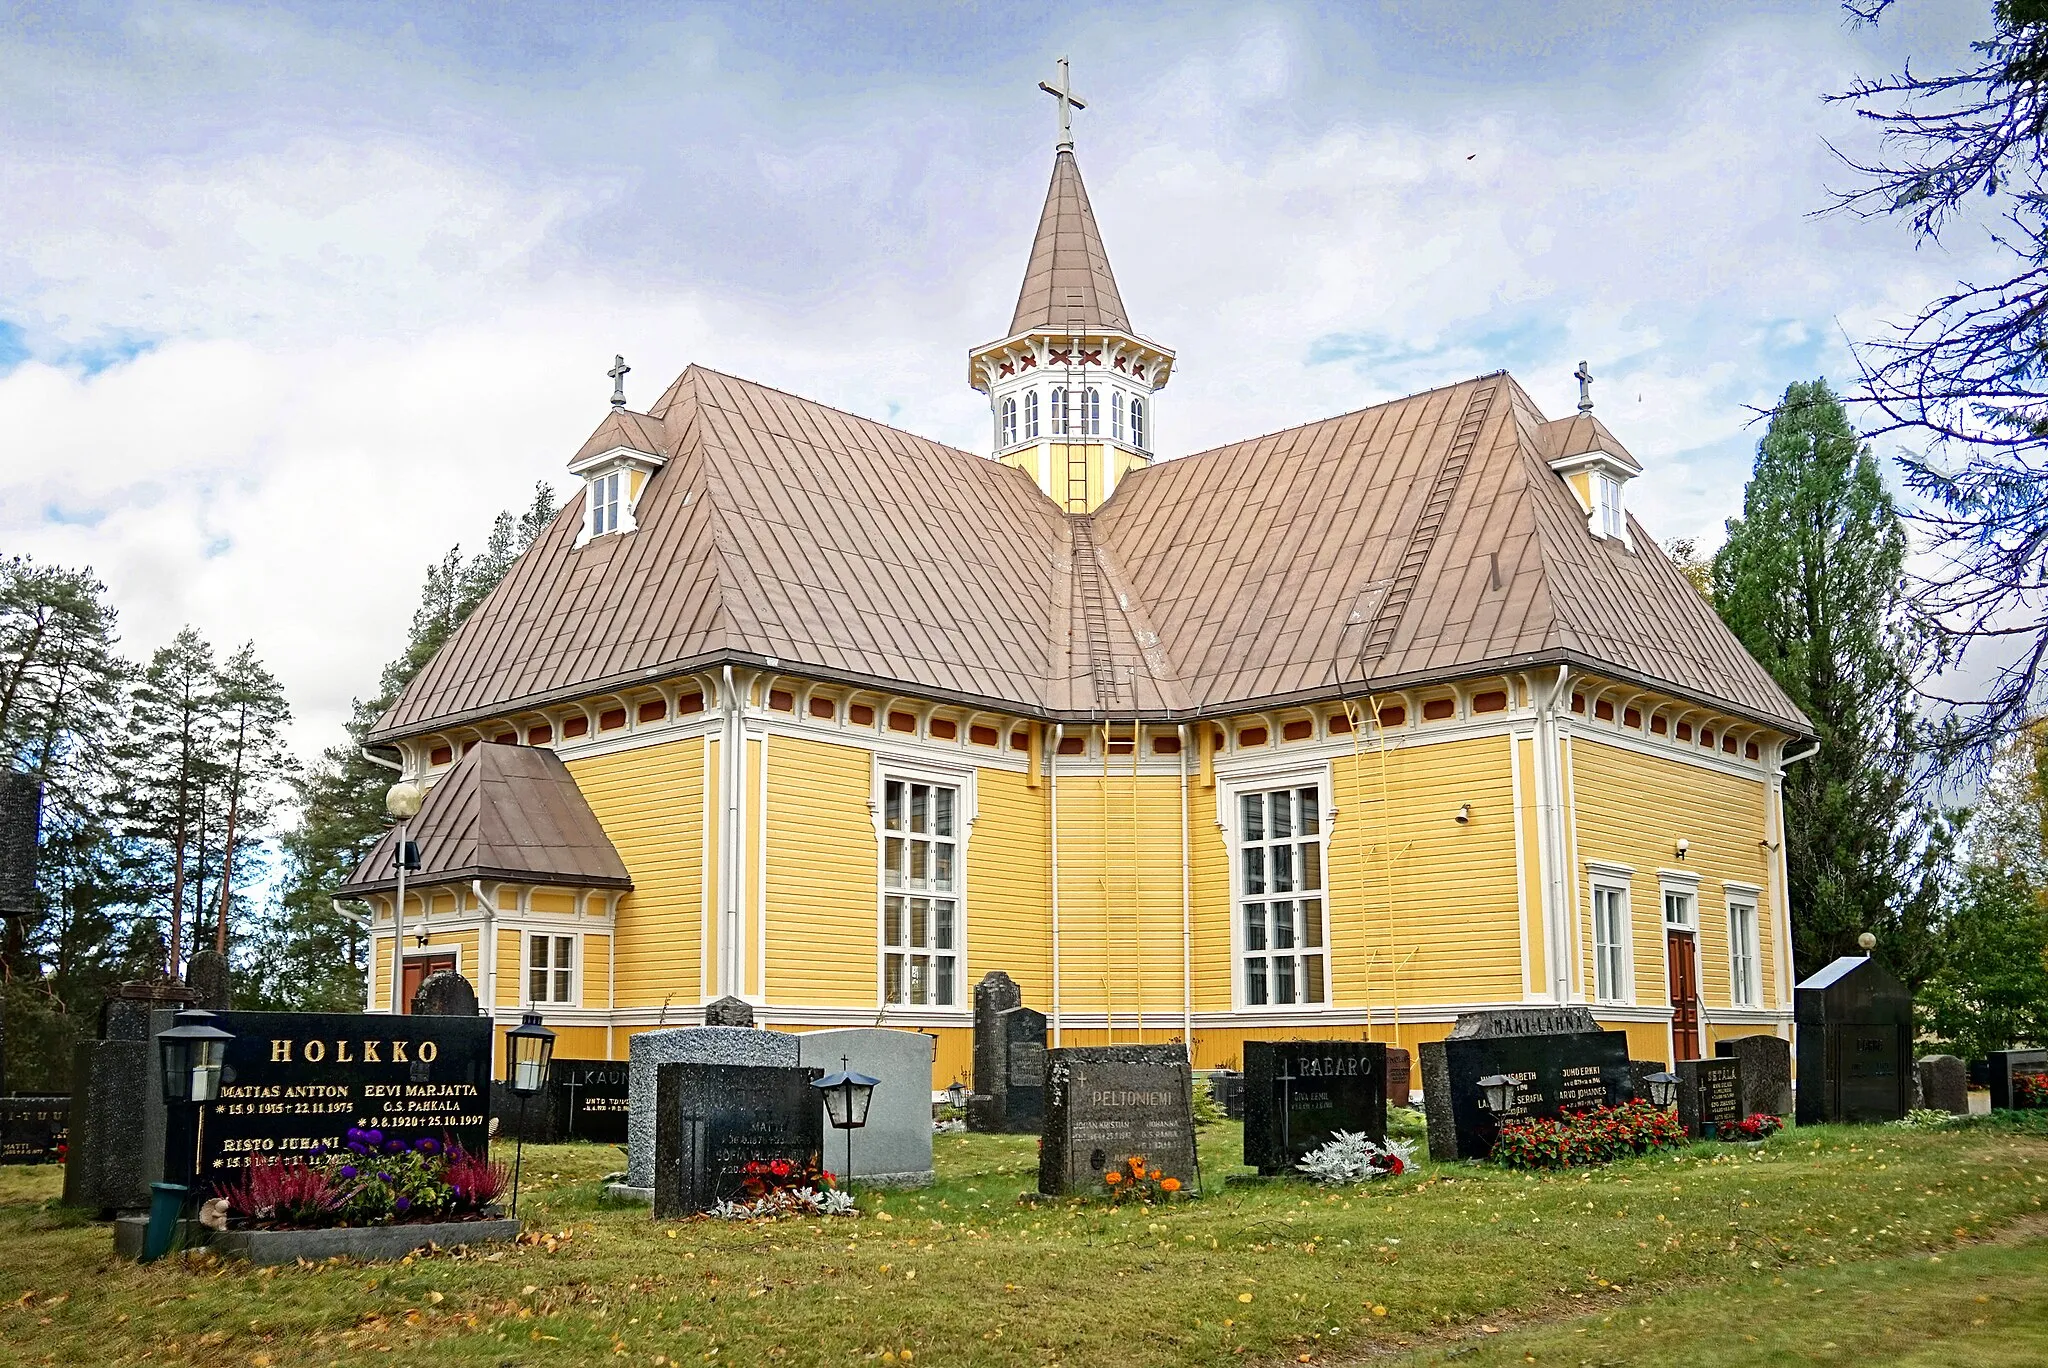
1238 784 1326 1007
881 778 959 1007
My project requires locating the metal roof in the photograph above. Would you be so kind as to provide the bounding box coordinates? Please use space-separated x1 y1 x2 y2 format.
1008 149 1131 337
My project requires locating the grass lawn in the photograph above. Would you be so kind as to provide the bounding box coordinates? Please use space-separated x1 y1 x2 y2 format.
3 1115 2047 1367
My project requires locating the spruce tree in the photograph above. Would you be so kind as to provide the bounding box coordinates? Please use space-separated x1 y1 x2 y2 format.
1712 378 1953 986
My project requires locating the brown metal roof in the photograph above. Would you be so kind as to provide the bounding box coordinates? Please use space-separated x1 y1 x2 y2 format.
339 742 631 895
1008 149 1130 336
369 366 1808 742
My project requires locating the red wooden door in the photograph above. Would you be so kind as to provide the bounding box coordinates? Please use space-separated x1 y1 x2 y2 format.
401 954 457 1014
1667 932 1701 1061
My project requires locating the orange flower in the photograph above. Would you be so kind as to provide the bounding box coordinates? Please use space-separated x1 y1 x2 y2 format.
1160 1177 1181 1193
1104 1171 1123 1184
1128 1156 1145 1170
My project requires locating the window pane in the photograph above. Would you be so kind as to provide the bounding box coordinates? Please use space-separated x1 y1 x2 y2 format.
1297 788 1319 835
935 956 954 1006
555 968 572 1002
1272 789 1293 839
1244 903 1267 952
1300 842 1321 893
935 787 954 837
530 968 546 1003
910 897 929 948
885 781 903 831
884 837 905 888
1303 954 1325 1004
934 842 954 890
1301 897 1323 948
911 785 929 834
1275 954 1296 1004
884 895 904 946
910 838 929 887
1245 957 1268 1005
1243 847 1265 895
1272 899 1295 949
1241 793 1263 841
885 953 904 1004
909 955 929 1005
530 935 549 970
557 936 573 970
1272 844 1294 893
934 901 954 950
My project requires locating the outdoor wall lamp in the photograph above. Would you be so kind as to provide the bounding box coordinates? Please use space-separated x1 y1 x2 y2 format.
1455 803 1471 825
1674 838 1689 860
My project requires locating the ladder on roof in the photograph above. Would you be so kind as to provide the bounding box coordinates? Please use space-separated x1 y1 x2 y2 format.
1066 446 1091 513
1356 379 1500 671
1070 516 1123 708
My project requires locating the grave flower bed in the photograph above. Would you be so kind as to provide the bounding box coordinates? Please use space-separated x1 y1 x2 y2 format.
1101 1154 1185 1203
2013 1072 2048 1108
214 1128 508 1231
1719 1112 1784 1142
1297 1130 1416 1185
709 1156 854 1219
1490 1101 1688 1170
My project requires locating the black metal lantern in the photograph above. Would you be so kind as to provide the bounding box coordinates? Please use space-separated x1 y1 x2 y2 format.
1475 1073 1518 1116
814 1059 879 1131
1644 1071 1680 1109
157 1008 234 1105
945 1077 969 1112
506 1010 557 1096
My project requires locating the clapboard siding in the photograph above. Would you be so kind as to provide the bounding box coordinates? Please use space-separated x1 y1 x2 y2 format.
1051 771 1191 1031
968 767 1052 1005
567 738 707 1009
763 735 879 1005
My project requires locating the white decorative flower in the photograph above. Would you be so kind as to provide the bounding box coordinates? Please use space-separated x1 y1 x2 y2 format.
1296 1130 1414 1185
819 1189 857 1216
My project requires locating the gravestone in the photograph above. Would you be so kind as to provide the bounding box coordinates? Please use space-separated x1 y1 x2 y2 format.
61 980 194 1214
1916 1054 1968 1116
1208 1070 1244 1120
1384 1046 1413 1106
1714 1034 1793 1119
1447 1005 1601 1039
0 1096 69 1164
651 1062 823 1217
1419 1028 1634 1161
411 970 479 1017
1243 1040 1387 1174
1039 1044 1197 1197
183 948 234 1011
1676 1057 1743 1139
1630 1060 1668 1104
1987 1048 2048 1110
704 995 756 1027
798 1027 936 1187
552 1058 631 1142
1795 956 1914 1125
967 971 1047 1134
153 1011 492 1191
0 770 41 920
622 1026 798 1192
490 1079 561 1143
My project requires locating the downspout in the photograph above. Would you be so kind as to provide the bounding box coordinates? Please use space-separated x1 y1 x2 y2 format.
471 879 495 1018
1774 740 1820 1022
1050 723 1063 1046
1178 723 1192 1055
720 665 743 998
1534 666 1574 1004
334 899 371 1012
361 747 405 1013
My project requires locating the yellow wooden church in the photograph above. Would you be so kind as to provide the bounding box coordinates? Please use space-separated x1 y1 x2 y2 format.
342 68 1811 1088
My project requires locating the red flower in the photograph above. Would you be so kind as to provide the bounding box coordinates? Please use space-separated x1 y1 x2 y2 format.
769 1158 793 1178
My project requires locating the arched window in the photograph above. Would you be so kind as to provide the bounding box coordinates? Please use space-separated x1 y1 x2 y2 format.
1112 391 1125 442
1000 396 1017 448
1082 388 1100 436
1050 387 1068 436
1024 390 1039 440
1131 397 1147 450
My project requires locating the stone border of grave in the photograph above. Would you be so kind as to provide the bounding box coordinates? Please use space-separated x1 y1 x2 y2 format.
114 1216 520 1265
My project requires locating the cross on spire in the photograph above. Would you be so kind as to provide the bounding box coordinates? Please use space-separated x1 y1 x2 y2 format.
1574 360 1594 415
609 354 631 410
1038 56 1087 151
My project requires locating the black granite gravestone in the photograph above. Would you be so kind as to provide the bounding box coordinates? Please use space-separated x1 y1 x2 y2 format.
1243 1040 1387 1174
553 1057 631 1142
1039 1044 1197 1197
1796 956 1914 1125
61 980 193 1213
183 948 234 1011
1419 1030 1633 1161
1209 1069 1244 1120
1000 1007 1048 1132
651 1062 824 1217
411 970 479 1016
1715 1034 1793 1118
0 770 40 921
703 996 756 1027
180 1011 491 1190
969 970 1022 1131
0 1096 69 1164
1988 1049 2048 1110
1677 1057 1743 1139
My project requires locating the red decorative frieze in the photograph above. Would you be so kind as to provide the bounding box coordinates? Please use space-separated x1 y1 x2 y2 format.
1080 349 1102 365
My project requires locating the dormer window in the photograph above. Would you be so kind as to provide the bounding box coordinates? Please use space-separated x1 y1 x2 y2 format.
568 439 667 548
1596 474 1624 539
590 471 622 537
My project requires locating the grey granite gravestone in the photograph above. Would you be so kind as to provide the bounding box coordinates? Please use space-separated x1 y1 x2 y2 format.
798 1027 936 1188
1420 1028 1634 1161
183 949 234 1011
651 1062 823 1217
1242 1040 1386 1173
412 970 479 1016
60 981 193 1214
1039 1044 1197 1197
968 970 1021 1131
1916 1054 1969 1115
1714 1034 1793 1119
1447 1006 1602 1039
703 996 756 1027
618 1026 798 1196
1677 1057 1744 1139
1988 1048 2048 1110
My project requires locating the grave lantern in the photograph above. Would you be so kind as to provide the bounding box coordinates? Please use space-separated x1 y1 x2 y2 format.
1475 1073 1518 1115
812 1055 879 1197
145 1008 235 1262
1643 1071 1680 1109
945 1078 969 1112
504 1010 556 1217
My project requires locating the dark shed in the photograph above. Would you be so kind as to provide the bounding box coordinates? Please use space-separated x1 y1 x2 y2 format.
1795 955 1914 1125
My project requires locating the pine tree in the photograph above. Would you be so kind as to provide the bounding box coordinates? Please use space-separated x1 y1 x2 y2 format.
1712 378 1954 987
205 643 295 958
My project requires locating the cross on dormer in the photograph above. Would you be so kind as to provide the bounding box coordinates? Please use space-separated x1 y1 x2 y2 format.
609 354 631 410
1038 56 1087 151
1575 360 1594 415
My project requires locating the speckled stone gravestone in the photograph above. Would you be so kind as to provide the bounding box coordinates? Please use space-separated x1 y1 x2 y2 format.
411 970 479 1016
703 996 756 1027
61 981 194 1214
798 1027 936 1187
1039 1044 1196 1197
1420 1009 1633 1161
1714 1034 1792 1119
1916 1054 1968 1115
618 1026 798 1196
182 949 234 1011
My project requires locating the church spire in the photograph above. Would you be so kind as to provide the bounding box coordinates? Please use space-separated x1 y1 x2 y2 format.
1009 146 1131 337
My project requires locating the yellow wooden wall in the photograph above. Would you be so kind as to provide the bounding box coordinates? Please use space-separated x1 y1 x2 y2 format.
764 735 880 1004
567 737 707 1010
1051 764 1191 1036
969 767 1053 1004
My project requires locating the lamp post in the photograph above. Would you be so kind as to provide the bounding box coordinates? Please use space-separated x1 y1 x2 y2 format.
146 1008 235 1261
945 1078 968 1114
1475 1074 1519 1117
385 782 424 1016
812 1055 878 1200
1643 1071 1680 1109
504 1010 556 1219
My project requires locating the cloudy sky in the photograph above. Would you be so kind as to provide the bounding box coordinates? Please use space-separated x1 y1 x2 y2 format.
0 0 1997 763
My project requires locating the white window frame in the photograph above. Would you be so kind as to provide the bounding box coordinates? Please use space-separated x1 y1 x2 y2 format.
1587 862 1634 1004
1222 765 1333 1013
1131 396 1147 450
875 762 972 1011
1594 473 1624 540
1111 389 1125 441
524 932 578 1006
1726 884 1763 1008
1001 395 1017 448
1024 389 1039 439
590 470 622 538
1659 869 1700 931
1050 386 1069 436
1082 386 1100 436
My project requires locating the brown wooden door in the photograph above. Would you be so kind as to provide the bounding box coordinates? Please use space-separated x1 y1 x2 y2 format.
401 954 457 1014
1667 932 1701 1061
